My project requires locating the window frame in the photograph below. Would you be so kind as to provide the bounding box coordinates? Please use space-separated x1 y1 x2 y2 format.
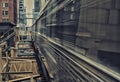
2 3 8 7
2 10 8 16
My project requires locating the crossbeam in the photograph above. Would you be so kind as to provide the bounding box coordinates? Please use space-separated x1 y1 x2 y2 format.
8 74 41 82
2 56 35 59
9 60 36 64
1 72 33 74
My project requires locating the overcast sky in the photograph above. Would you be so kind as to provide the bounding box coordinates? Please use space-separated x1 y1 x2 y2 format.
24 0 34 26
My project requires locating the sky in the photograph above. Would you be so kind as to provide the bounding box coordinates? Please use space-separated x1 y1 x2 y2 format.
24 0 34 26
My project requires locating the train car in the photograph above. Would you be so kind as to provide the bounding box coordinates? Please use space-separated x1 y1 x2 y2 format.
31 0 120 82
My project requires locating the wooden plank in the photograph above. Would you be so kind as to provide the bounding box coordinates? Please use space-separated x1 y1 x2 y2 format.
2 56 35 59
18 63 22 72
1 62 8 72
8 75 41 82
1 72 33 74
13 64 18 72
9 60 36 64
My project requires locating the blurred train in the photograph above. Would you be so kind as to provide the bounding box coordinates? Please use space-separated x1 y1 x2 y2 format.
31 0 120 81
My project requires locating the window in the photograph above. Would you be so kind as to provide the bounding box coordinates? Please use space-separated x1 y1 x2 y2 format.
71 7 74 12
2 19 9 22
20 7 23 9
2 3 8 7
23 36 27 39
70 14 74 19
2 10 8 16
19 4 23 7
64 7 68 11
20 10 23 12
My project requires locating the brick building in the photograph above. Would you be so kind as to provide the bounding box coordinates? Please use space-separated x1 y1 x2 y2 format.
0 0 17 25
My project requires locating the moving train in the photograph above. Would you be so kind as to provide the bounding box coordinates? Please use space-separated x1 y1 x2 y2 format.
31 0 120 81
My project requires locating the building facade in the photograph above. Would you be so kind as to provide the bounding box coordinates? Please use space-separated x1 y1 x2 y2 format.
39 0 48 11
0 0 17 24
18 0 27 25
34 0 40 12
32 0 49 23
32 0 40 23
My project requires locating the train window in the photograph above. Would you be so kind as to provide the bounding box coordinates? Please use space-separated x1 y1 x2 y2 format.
70 14 74 19
64 7 68 11
72 0 75 4
71 6 74 12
